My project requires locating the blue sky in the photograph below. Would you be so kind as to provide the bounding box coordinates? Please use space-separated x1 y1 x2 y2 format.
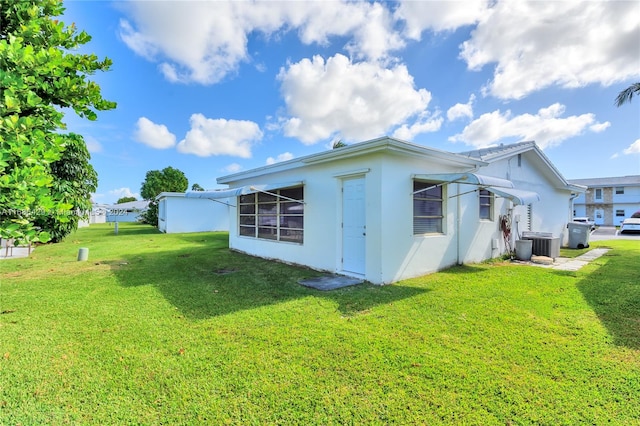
60 1 640 204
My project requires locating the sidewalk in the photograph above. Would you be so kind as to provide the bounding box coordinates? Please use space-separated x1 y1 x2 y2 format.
513 248 610 271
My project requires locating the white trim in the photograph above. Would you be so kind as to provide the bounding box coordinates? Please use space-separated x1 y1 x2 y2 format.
332 168 371 178
185 181 303 200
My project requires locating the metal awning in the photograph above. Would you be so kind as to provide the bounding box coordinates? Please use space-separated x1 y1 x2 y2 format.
185 181 303 201
487 187 540 205
412 172 514 188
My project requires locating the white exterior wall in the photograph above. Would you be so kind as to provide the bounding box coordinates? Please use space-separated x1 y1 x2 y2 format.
376 154 461 284
159 196 229 233
476 153 573 246
223 143 575 285
227 151 484 285
454 183 512 265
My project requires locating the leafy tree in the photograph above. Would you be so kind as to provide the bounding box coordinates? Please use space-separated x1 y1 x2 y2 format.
0 0 115 245
116 196 137 204
191 183 204 191
615 82 640 107
140 167 188 226
33 133 98 242
332 140 347 149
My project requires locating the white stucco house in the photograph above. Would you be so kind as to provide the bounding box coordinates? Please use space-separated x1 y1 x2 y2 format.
106 200 149 223
156 192 229 233
187 137 584 285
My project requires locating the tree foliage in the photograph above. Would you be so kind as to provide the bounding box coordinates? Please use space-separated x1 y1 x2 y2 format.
191 183 204 191
116 196 137 204
0 0 115 245
140 167 188 226
33 133 98 242
615 82 640 107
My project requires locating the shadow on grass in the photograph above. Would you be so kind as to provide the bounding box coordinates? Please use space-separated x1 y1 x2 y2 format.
575 250 640 349
437 264 489 275
104 222 163 236
109 233 428 319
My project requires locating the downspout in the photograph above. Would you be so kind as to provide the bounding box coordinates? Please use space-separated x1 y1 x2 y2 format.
457 182 461 265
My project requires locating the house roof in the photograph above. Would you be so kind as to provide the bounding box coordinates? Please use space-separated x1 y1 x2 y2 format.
459 141 586 193
218 136 486 184
156 191 188 200
567 175 640 187
458 141 537 161
109 200 149 211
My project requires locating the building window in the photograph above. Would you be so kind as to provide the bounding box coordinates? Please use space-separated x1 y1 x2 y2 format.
615 187 624 195
616 210 625 217
413 181 444 234
238 186 304 243
595 188 602 200
479 189 494 220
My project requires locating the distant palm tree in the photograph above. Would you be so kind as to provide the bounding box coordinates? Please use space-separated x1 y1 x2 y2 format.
615 82 640 107
332 140 347 149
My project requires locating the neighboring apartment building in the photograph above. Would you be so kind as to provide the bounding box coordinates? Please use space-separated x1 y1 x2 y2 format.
569 175 640 226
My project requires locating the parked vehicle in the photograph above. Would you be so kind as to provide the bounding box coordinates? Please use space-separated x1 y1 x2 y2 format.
573 217 596 231
620 211 640 234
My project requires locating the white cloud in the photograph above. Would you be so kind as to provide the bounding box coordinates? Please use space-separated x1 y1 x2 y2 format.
460 1 640 100
623 139 640 155
176 113 263 158
223 163 243 174
447 94 476 121
107 187 140 201
134 117 176 149
278 54 432 144
449 103 608 149
589 122 611 133
392 116 443 141
395 0 489 37
84 136 103 153
117 1 403 85
266 152 294 165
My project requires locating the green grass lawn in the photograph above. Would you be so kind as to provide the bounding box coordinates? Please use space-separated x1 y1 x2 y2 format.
1 223 639 424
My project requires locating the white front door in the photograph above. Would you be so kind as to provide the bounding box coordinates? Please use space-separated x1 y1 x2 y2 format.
342 177 366 275
594 209 604 225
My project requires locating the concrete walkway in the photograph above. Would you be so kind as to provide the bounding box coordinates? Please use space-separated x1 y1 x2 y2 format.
514 248 610 271
551 248 610 271
298 275 364 291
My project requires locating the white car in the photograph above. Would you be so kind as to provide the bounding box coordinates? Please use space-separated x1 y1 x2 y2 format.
573 217 596 231
620 211 640 234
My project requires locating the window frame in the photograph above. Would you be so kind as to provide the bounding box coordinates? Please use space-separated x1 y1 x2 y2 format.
595 188 603 200
413 180 445 235
478 189 494 221
238 186 304 244
615 187 624 195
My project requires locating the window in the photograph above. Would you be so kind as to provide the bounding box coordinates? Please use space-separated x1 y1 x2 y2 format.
595 188 602 200
479 189 494 220
413 181 444 234
238 186 304 243
615 187 624 195
616 210 625 217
